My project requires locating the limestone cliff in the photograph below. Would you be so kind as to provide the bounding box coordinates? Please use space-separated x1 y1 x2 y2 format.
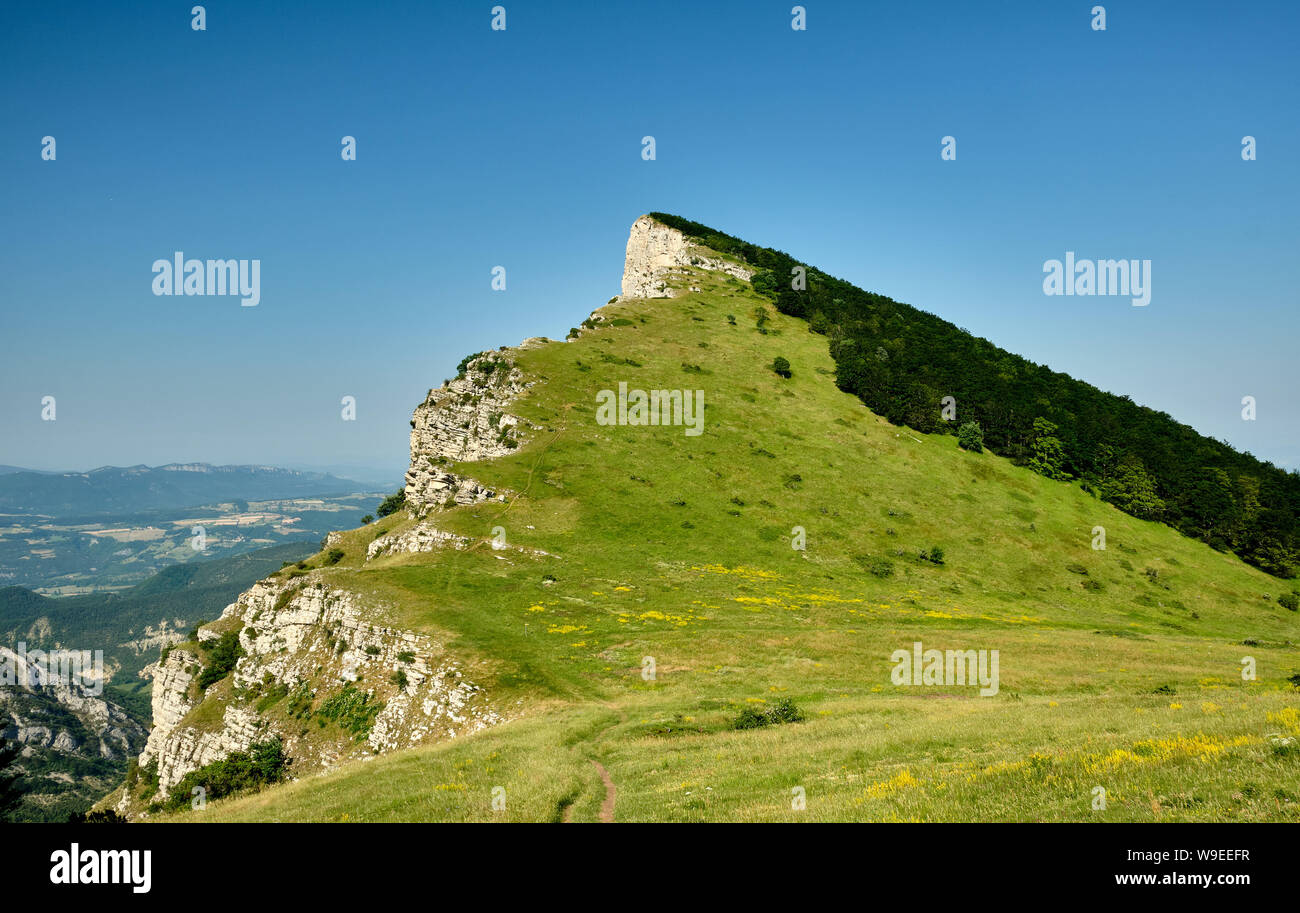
620 213 754 299
115 347 527 814
116 577 498 813
404 349 533 514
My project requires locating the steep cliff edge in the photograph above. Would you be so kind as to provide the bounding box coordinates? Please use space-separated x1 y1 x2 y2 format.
621 213 753 298
404 350 533 515
112 575 499 815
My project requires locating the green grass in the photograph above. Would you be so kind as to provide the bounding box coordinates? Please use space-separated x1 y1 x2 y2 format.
151 250 1300 822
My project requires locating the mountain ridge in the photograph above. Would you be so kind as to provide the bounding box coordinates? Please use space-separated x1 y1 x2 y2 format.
644 212 1300 579
0 463 370 518
105 215 1300 822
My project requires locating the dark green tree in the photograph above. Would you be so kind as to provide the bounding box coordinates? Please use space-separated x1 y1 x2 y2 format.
1099 456 1165 520
750 270 778 299
1028 418 1071 481
957 421 984 453
376 489 406 518
1178 468 1239 547
197 630 245 691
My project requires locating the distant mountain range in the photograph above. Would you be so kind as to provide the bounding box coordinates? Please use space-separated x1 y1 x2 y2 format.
0 463 370 517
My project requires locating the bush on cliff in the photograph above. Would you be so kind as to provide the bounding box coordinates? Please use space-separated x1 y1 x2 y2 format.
376 489 406 518
196 630 245 692
160 737 289 812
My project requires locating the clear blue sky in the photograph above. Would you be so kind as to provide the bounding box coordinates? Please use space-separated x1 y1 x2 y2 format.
2 0 1297 482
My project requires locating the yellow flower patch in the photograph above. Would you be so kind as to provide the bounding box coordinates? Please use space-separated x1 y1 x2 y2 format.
693 564 781 580
864 769 921 799
1267 707 1300 736
547 624 589 634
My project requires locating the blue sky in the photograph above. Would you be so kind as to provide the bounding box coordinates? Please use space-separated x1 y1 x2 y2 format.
2 0 1297 483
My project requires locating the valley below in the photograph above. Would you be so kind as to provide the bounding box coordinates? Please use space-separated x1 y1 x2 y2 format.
0 465 383 595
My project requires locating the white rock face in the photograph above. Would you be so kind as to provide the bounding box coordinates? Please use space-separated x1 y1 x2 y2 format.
404 351 531 513
118 619 187 658
145 703 264 798
368 523 470 560
367 521 551 562
620 214 754 299
136 644 260 797
137 649 198 766
135 578 500 803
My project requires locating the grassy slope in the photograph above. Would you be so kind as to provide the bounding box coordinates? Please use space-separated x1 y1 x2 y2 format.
158 252 1300 822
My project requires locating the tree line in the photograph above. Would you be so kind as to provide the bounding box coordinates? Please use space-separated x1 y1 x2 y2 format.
648 212 1300 578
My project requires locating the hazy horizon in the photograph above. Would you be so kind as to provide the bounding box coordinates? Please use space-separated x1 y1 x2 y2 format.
0 459 406 487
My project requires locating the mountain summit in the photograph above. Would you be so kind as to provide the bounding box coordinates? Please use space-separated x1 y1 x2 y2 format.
105 216 1300 822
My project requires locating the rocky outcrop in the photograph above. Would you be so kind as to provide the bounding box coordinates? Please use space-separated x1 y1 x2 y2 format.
133 649 198 783
2 646 147 817
118 215 759 817
367 522 552 562
142 705 264 801
124 344 544 810
134 577 499 804
404 351 531 513
620 214 753 299
367 523 471 560
118 619 187 659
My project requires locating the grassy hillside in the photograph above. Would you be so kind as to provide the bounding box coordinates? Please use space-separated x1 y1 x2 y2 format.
153 241 1300 823
643 214 1300 579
